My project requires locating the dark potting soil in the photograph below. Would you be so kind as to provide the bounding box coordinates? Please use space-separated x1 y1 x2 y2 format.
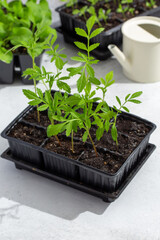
8 122 46 146
79 149 125 174
43 136 85 160
116 115 150 139
95 132 141 156
23 109 51 127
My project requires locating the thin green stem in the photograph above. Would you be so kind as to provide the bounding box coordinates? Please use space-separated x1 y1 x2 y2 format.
71 130 74 153
88 130 98 157
33 57 40 123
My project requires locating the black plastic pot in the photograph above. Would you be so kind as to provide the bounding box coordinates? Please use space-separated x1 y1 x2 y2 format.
1 93 156 194
56 2 160 59
0 60 14 84
0 53 42 85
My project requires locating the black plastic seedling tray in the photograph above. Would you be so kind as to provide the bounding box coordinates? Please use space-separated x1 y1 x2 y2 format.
56 2 160 60
1 144 156 202
1 93 156 193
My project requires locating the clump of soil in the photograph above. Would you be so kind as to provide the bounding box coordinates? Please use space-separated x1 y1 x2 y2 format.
95 132 140 156
8 122 46 146
79 149 125 174
116 116 150 138
43 136 86 160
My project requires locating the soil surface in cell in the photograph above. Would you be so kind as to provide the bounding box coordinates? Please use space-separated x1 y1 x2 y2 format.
79 149 125 174
8 122 46 146
116 116 150 139
23 109 51 127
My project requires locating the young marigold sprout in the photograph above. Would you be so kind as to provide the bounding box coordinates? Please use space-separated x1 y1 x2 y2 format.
72 6 88 21
60 0 78 10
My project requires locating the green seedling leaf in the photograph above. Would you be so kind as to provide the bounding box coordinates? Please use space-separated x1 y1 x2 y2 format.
23 89 38 100
75 28 88 38
128 99 142 104
125 93 131 101
71 56 86 62
82 131 88 142
96 127 104 140
89 43 100 52
86 16 96 34
67 66 83 76
38 104 48 111
28 99 42 106
122 106 130 112
130 91 143 99
37 88 43 99
89 77 101 85
86 64 95 78
111 124 118 142
116 96 121 106
47 123 65 137
74 41 87 51
90 28 104 39
77 69 86 93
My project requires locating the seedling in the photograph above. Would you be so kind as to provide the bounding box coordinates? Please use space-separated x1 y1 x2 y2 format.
146 0 156 8
22 16 143 157
22 33 70 145
72 6 88 21
116 3 129 18
60 0 78 10
87 6 102 27
98 8 111 24
88 0 99 6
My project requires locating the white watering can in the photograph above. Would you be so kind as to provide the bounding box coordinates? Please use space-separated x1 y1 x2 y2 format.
108 16 160 83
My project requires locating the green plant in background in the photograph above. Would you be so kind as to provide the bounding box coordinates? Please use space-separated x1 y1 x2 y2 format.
22 33 70 145
88 0 99 6
87 6 102 26
98 8 111 24
72 6 88 21
116 3 128 18
60 0 78 10
117 0 135 18
0 0 52 63
22 16 143 156
146 0 156 8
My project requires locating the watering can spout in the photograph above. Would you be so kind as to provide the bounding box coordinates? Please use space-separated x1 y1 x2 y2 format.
108 44 131 71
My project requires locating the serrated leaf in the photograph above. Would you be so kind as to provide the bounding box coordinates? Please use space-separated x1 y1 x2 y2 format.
116 96 121 106
55 57 65 70
90 90 96 98
67 66 83 76
75 28 88 38
89 77 101 85
77 69 86 93
71 56 86 62
90 28 104 39
37 88 43 99
23 89 38 100
131 91 143 99
111 124 118 142
74 41 87 51
47 123 65 137
86 64 95 78
94 115 103 128
82 131 88 142
28 99 42 106
38 104 48 111
96 127 104 140
57 81 71 93
66 122 72 136
105 120 110 132
89 43 99 52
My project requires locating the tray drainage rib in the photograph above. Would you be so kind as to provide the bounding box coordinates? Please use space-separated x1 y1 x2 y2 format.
1 144 156 202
